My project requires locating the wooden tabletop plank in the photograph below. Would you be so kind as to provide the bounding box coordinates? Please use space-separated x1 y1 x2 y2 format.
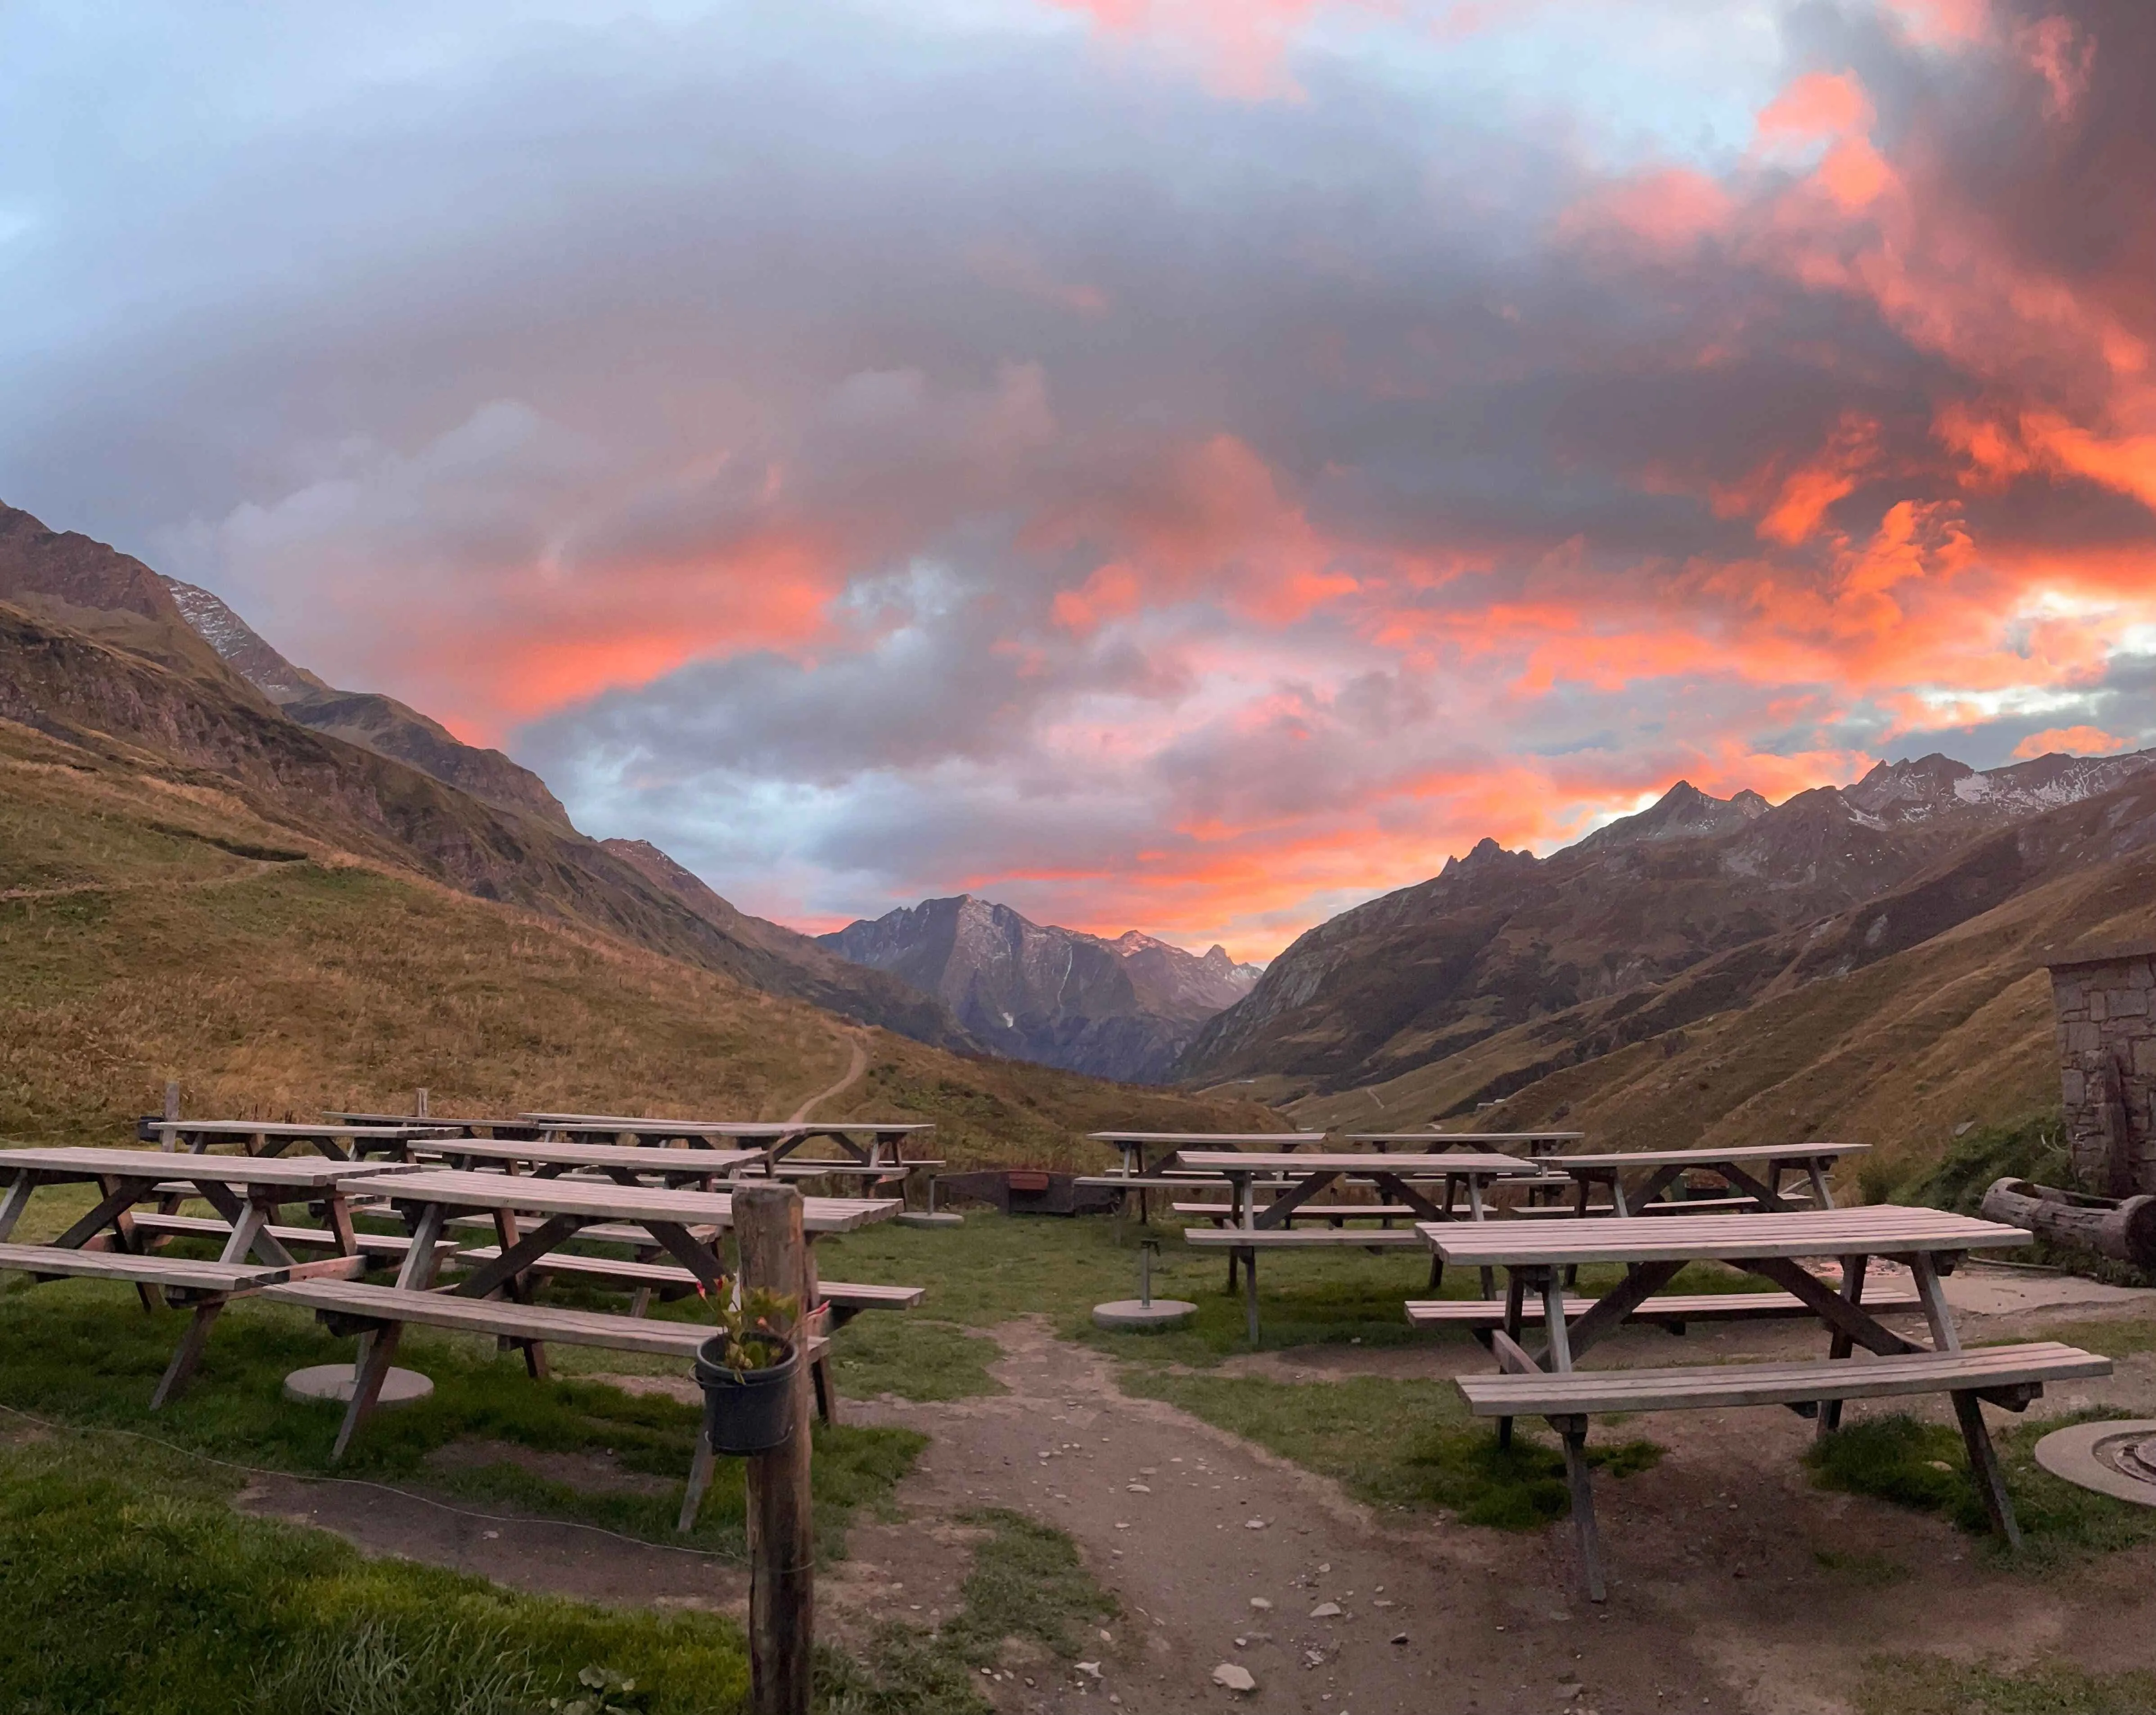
151 1119 450 1140
1087 1132 1326 1145
1546 1142 1870 1170
1341 1131 1585 1145
1422 1205 2030 1265
421 1138 771 1172
0 1148 422 1189
347 1167 899 1232
1183 1228 1427 1247
518 1113 934 1134
1173 1150 1537 1175
0 1242 289 1290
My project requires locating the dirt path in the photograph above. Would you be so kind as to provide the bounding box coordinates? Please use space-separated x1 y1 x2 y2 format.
837 1317 2156 1715
231 1293 2156 1714
790 1028 869 1123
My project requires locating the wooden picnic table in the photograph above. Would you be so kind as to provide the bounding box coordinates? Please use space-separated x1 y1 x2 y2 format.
516 1113 934 1169
1419 1205 2109 1598
1173 1149 1540 1340
1083 1131 1329 1223
349 1167 896 1342
0 1147 419 1404
1087 1131 1328 1178
1542 1141 1867 1216
413 1136 773 1180
140 1119 453 1160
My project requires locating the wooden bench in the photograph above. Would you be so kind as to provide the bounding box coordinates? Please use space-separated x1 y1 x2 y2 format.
457 1244 925 1322
1183 1227 1426 1248
0 1241 290 1407
1173 1202 1421 1226
1406 1287 1924 1333
129 1211 460 1265
264 1277 830 1532
1458 1341 2110 1598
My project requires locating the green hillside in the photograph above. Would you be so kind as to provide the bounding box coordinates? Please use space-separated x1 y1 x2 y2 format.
0 710 1276 1162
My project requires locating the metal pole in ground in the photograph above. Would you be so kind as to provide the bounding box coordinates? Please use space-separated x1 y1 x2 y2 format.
734 1182 814 1715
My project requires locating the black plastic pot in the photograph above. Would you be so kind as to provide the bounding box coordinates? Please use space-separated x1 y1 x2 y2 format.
694 1333 800 1455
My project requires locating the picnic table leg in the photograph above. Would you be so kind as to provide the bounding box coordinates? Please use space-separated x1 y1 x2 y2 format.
805 1243 839 1426
333 1321 404 1463
151 1297 225 1408
491 1208 550 1380
1815 1254 1867 1440
1497 1271 1526 1450
1243 1246 1259 1345
0 1176 32 1243
355 1205 446 1384
1950 1390 2023 1548
1807 1158 1836 1210
1555 1414 1607 1602
679 1440 717 1532
1464 1176 1495 1299
1540 1270 1574 1372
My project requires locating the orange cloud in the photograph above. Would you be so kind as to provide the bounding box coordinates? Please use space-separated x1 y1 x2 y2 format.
1754 415 1883 545
2016 725 2126 760
1757 71 1874 141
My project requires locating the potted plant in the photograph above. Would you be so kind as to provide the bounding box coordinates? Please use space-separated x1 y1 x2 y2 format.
694 1286 801 1456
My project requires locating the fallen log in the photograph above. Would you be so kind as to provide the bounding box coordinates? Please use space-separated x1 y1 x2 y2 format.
1980 1178 2156 1271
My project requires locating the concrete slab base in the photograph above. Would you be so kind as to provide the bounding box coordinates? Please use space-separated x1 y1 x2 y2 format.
898 1211 965 1228
283 1363 434 1407
2033 1418 2156 1507
1092 1298 1197 1331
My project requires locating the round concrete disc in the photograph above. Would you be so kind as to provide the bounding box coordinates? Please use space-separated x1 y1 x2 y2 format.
1092 1298 1197 1330
283 1363 434 1407
898 1211 966 1228
2033 1418 2156 1507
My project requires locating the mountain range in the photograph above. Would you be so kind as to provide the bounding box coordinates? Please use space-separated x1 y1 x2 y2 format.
820 895 1260 1082
0 500 1260 1083
1182 750 2156 1174
0 500 982 1051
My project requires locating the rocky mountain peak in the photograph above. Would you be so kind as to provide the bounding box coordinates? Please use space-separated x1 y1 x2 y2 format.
1576 779 1768 854
1440 836 1534 878
159 577 326 703
820 894 1258 1081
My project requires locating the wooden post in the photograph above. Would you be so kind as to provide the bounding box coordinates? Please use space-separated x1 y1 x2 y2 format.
415 1087 430 1120
735 1183 813 1715
162 1081 180 1152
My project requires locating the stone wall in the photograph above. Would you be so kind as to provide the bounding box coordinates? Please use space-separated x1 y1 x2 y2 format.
2047 941 2156 1195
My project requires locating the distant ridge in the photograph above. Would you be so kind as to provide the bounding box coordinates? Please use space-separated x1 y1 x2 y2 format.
821 894 1260 1083
1179 748 2156 1092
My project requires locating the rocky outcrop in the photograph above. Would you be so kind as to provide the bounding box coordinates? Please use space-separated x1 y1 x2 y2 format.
820 894 1258 1083
159 574 576 831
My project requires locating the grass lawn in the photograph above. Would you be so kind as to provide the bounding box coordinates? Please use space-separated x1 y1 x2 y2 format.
0 1276 922 1562
1806 1407 2156 1564
1857 1656 2156 1715
0 1431 749 1715
0 1426 1118 1715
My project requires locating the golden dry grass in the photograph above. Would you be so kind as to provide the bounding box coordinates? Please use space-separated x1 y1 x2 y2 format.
0 718 1276 1161
1291 839 2156 1188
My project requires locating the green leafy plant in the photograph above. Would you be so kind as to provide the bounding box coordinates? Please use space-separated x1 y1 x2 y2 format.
706 1286 799 1373
548 1664 651 1715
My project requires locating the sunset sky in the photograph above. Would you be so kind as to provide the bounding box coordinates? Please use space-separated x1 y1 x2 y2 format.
3 0 2152 960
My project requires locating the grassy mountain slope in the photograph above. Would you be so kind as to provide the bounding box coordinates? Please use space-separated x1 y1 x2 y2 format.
0 705 1274 1161
1287 788 2156 1187
0 596 975 1050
